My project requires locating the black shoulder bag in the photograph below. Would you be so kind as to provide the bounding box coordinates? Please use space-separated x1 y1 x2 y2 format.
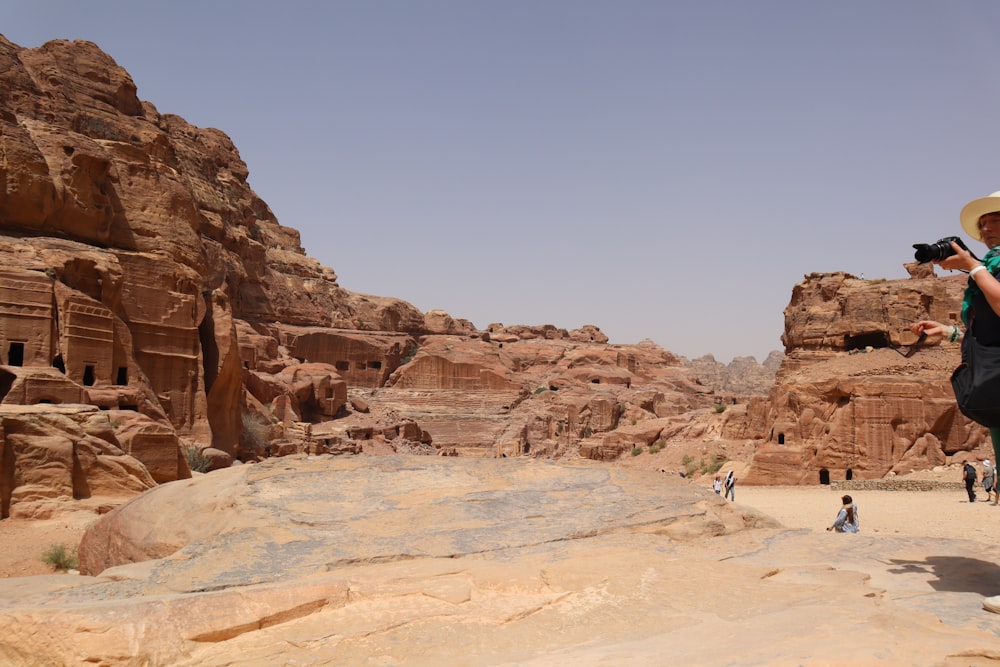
951 317 1000 428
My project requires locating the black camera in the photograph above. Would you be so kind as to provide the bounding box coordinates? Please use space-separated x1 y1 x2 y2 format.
913 236 969 263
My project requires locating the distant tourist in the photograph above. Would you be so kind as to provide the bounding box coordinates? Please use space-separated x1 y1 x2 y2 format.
723 470 736 501
963 460 978 502
984 460 997 504
826 495 859 533
713 475 722 495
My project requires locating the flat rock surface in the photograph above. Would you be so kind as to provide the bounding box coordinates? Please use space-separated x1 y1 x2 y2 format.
1 456 999 666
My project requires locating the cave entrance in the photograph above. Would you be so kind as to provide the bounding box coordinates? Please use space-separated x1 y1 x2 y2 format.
819 469 831 485
844 332 890 351
7 342 23 367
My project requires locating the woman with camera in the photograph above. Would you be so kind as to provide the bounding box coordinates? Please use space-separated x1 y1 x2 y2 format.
911 190 1000 478
913 191 1000 615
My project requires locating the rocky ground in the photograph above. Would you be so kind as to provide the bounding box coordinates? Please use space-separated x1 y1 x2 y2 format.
4 457 1000 667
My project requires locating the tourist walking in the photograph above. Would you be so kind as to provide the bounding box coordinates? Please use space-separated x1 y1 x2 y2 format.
713 475 722 495
723 470 736 501
963 460 978 502
984 459 996 504
826 494 860 533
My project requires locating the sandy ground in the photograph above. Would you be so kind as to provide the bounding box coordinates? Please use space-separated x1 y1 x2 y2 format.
0 505 108 577
735 484 1000 543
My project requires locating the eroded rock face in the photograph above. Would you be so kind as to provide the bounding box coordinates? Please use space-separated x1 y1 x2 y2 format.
3 32 948 511
685 350 784 396
376 333 720 458
741 270 985 484
0 35 460 511
0 404 157 519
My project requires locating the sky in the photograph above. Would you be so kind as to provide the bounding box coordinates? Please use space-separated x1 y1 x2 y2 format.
4 1 1000 363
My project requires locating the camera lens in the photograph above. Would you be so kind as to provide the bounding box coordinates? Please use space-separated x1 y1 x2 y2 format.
913 239 958 263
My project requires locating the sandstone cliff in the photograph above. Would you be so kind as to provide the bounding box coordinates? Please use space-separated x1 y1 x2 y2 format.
738 268 986 484
0 36 744 516
0 35 982 516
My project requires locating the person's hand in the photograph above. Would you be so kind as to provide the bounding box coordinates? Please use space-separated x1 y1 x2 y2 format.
937 242 979 272
910 320 951 344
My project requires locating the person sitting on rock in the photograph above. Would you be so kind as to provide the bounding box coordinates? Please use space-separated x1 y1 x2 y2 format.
826 495 860 533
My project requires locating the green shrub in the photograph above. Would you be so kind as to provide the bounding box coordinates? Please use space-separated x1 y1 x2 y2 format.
631 446 643 456
533 387 547 395
41 543 78 571
701 457 726 476
681 454 699 477
184 446 211 473
714 404 726 413
399 342 419 365
649 439 666 454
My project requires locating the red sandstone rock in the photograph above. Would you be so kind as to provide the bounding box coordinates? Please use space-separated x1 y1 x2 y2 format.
0 32 870 522
740 270 983 484
0 405 155 518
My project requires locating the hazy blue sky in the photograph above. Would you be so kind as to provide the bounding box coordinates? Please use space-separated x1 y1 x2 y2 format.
4 1 999 362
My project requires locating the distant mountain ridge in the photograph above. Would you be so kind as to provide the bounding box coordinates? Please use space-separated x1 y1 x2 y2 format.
683 350 784 396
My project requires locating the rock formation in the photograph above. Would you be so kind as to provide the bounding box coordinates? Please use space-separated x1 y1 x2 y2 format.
684 350 783 396
0 35 735 517
0 33 987 518
1 456 997 666
738 269 987 484
2 34 999 665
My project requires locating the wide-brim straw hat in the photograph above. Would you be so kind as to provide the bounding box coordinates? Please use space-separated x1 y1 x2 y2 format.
960 191 1000 240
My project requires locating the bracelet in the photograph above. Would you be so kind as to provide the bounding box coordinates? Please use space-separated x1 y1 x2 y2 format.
970 265 988 278
950 325 961 343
